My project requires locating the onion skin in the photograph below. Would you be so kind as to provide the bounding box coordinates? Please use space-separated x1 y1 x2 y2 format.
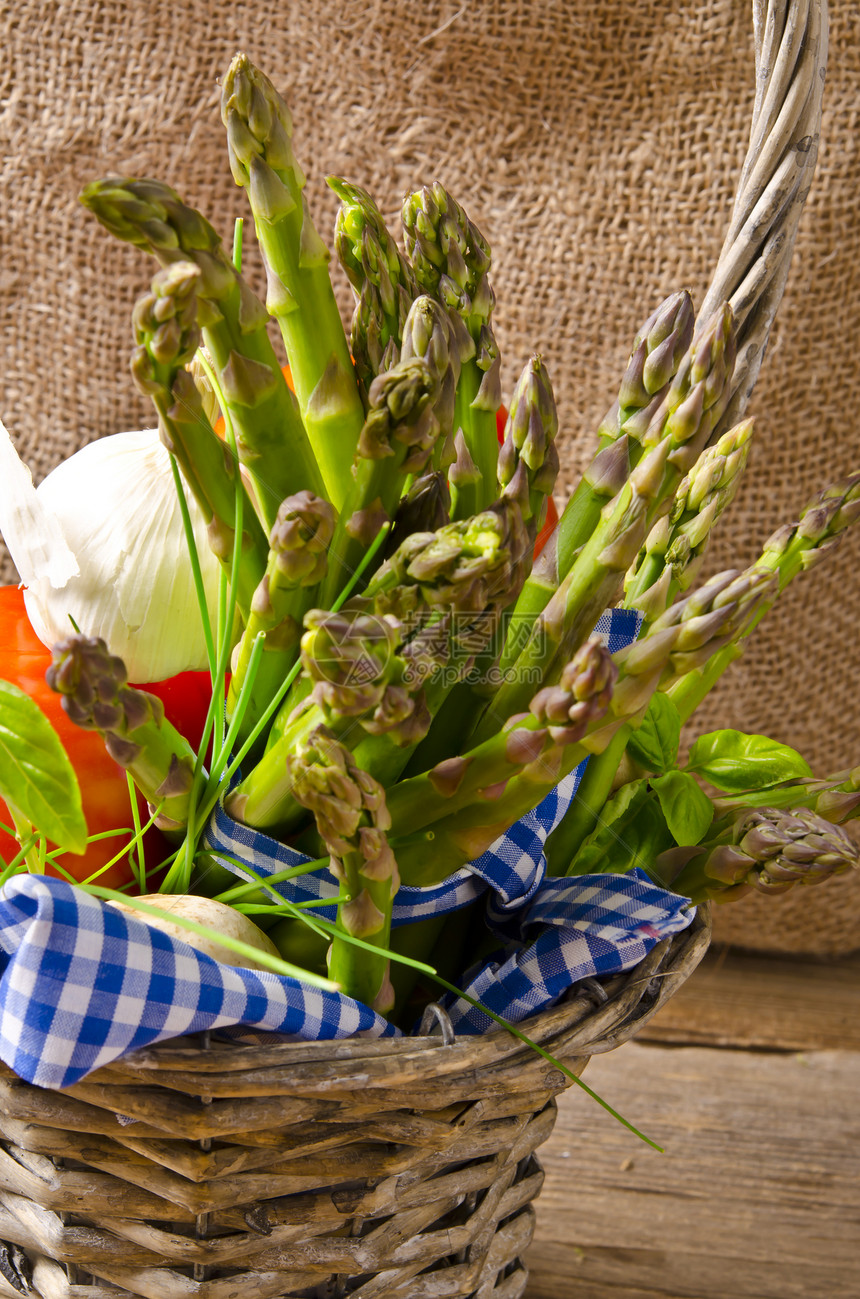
23 430 222 681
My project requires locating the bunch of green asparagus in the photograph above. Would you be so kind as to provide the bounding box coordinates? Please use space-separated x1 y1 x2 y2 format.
46 53 858 1021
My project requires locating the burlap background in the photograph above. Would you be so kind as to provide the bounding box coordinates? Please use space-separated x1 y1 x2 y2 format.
1 0 857 953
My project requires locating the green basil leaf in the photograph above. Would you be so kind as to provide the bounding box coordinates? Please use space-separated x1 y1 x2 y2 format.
589 777 646 831
571 779 674 878
708 784 817 815
686 729 812 793
0 680 88 854
625 692 682 774
651 770 714 846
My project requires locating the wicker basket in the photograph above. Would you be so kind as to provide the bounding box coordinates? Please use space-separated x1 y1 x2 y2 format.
0 0 829 1295
0 911 709 1299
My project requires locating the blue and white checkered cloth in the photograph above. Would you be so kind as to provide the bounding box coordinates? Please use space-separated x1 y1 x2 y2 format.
0 876 398 1089
0 606 694 1090
441 869 691 1033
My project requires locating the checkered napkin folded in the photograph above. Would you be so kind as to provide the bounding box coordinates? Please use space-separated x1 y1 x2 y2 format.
441 869 693 1032
0 876 398 1088
0 866 691 1089
0 606 694 1090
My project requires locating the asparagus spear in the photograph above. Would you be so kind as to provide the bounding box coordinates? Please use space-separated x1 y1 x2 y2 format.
365 498 530 624
187 349 225 429
226 490 336 746
351 498 534 787
46 636 198 832
407 355 562 765
317 351 442 608
383 470 450 557
228 502 531 828
666 471 860 723
473 442 668 743
556 418 758 862
264 292 460 619
596 290 696 447
328 176 417 398
447 432 482 521
402 182 501 513
523 292 694 662
498 435 631 677
301 608 429 742
287 727 398 1012
556 474 860 868
274 495 523 764
130 262 269 622
221 54 365 507
345 611 458 789
496 302 736 692
392 565 775 885
808 769 860 825
544 563 777 872
226 606 429 830
624 417 754 621
658 805 859 904
497 354 560 532
478 303 738 741
80 177 323 528
500 294 694 670
552 456 855 869
399 294 471 471
384 639 617 839
635 301 738 467
554 470 860 871
533 293 694 623
710 766 860 826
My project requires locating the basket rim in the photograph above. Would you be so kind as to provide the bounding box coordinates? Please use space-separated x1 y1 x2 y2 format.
32 905 710 1094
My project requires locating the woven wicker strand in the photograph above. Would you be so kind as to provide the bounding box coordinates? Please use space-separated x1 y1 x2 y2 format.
700 0 827 439
0 911 709 1299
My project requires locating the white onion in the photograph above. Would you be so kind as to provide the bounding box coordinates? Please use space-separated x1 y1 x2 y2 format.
0 420 222 682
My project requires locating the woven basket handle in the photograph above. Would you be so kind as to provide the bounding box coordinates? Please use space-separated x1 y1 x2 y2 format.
700 0 828 436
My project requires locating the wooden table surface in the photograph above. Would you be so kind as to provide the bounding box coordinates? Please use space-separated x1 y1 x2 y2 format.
524 946 860 1299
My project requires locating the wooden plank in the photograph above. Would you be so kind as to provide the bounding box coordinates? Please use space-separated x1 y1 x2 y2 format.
635 948 860 1053
525 1043 860 1298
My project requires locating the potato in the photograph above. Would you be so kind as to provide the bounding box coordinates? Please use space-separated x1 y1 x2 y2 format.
108 894 283 972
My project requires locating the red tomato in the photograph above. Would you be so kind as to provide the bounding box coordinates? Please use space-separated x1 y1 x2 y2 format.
138 671 217 760
534 494 559 558
0 587 211 890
